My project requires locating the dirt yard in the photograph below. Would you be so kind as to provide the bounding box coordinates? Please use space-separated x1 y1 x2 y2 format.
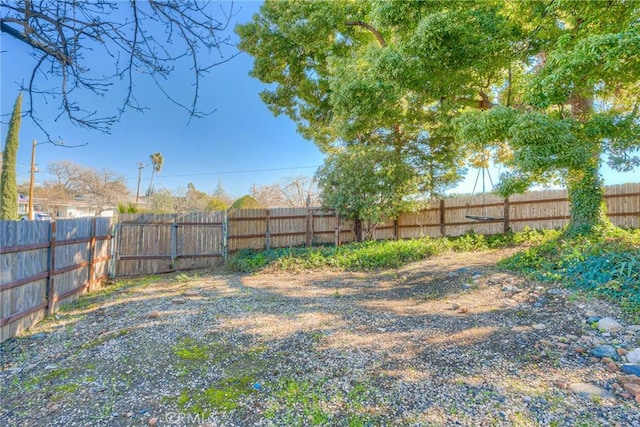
1 248 639 426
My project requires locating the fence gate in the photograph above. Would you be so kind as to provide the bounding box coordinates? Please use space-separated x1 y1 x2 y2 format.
114 212 226 277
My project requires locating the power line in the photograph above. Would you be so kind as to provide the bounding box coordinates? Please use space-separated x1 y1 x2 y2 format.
152 165 321 180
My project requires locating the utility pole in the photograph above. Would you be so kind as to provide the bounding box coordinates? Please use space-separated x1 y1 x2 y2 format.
28 139 37 220
135 162 145 206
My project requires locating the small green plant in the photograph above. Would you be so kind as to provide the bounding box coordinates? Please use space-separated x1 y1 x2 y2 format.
177 375 255 416
173 337 209 361
175 273 197 283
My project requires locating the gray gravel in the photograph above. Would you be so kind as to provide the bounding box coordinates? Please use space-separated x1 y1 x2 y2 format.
1 249 639 426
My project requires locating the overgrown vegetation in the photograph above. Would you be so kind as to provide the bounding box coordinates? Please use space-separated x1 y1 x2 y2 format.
500 228 640 322
227 228 552 273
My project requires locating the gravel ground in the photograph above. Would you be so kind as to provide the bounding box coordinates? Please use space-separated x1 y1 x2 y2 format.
1 248 639 427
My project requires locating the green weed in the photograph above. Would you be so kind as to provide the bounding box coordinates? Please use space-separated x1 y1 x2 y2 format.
500 227 640 321
177 375 255 416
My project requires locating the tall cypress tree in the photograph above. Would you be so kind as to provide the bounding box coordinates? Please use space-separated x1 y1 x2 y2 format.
0 92 23 220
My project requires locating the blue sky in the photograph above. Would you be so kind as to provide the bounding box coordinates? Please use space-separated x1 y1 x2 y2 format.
1 1 637 200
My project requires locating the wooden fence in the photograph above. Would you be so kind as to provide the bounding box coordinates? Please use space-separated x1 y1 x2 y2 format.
1 183 637 342
0 217 113 342
114 212 225 277
225 182 640 246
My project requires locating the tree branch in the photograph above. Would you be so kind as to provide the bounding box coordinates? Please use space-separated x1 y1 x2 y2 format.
345 21 386 47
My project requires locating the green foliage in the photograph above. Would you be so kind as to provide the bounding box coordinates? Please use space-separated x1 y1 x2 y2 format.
117 203 138 213
316 144 421 224
206 197 227 211
500 228 640 322
230 195 261 209
0 92 22 220
228 229 561 273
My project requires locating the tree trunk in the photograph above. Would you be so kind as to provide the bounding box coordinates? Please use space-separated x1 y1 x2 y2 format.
565 162 609 236
564 93 609 235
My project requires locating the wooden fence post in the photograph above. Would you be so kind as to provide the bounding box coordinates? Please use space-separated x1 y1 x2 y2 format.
306 207 313 247
88 217 96 292
109 220 118 279
393 219 399 240
223 210 228 262
47 221 57 315
334 212 340 247
440 199 446 237
503 197 510 233
265 209 271 250
171 216 178 269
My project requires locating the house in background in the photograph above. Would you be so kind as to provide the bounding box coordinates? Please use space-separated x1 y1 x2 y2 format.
18 194 114 218
17 194 46 215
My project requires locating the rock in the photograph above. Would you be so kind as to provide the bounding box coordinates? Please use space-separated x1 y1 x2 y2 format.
621 364 640 376
569 383 615 399
586 315 602 324
502 299 517 307
598 317 624 333
617 348 628 357
146 310 162 319
623 383 640 400
591 345 620 361
566 334 579 341
126 412 134 418
172 298 187 304
619 375 640 385
50 404 60 412
601 356 613 364
148 417 158 426
449 302 460 310
547 288 567 296
625 348 640 364
626 325 640 333
532 323 546 331
458 307 469 314
31 332 46 339
585 309 599 318
502 285 522 293
533 302 543 308
184 290 200 297
606 362 619 373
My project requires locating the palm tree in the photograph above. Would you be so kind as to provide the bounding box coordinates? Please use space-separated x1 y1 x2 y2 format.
148 152 164 196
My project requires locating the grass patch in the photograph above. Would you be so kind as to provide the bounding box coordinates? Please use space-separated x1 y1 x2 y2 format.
177 375 255 416
173 337 210 362
264 377 376 426
227 228 559 273
500 227 640 322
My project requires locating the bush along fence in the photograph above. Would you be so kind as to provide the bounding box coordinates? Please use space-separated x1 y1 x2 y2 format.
0 217 113 342
1 183 638 342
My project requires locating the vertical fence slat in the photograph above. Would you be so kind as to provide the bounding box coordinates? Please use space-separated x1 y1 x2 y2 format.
47 221 56 315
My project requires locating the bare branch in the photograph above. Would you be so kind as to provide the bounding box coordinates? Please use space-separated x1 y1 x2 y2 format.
1 0 238 132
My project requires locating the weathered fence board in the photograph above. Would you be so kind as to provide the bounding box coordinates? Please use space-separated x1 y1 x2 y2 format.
1 217 113 342
115 212 225 276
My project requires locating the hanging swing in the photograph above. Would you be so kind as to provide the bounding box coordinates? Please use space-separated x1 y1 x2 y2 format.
464 166 504 221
